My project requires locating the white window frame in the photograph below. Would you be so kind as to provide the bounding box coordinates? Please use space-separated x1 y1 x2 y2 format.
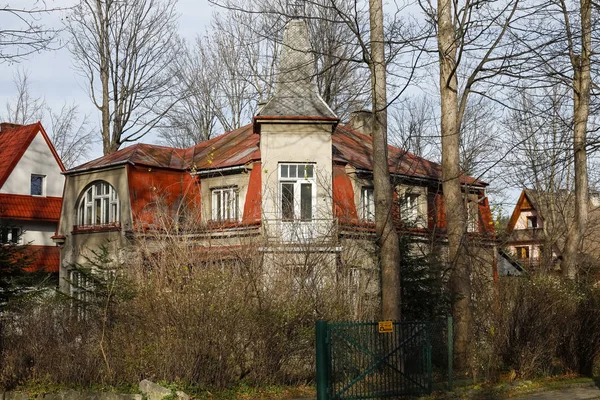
77 181 120 227
361 187 375 221
30 174 45 196
211 186 239 221
278 163 316 222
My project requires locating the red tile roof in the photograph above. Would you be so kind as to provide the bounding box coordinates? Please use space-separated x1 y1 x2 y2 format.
332 125 486 186
67 123 484 187
0 194 62 222
24 245 60 273
0 122 65 187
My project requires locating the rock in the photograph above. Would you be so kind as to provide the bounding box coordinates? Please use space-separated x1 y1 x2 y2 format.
139 380 172 400
5 392 29 400
175 391 189 400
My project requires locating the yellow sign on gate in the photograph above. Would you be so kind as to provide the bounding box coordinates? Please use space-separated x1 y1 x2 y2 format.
378 320 394 333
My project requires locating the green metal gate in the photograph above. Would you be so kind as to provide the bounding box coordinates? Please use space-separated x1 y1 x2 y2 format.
316 320 434 399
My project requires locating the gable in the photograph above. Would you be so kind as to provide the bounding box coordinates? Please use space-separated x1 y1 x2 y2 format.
0 131 65 196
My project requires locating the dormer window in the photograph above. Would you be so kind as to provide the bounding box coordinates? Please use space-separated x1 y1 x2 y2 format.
279 163 316 221
212 187 238 221
77 181 119 227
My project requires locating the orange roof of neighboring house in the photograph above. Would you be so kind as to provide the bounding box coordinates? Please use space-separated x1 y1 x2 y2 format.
0 194 62 222
66 123 486 187
24 245 60 273
0 122 65 187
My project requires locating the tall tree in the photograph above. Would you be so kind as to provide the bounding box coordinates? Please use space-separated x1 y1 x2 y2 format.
421 0 521 369
558 0 592 278
369 0 402 321
67 0 183 154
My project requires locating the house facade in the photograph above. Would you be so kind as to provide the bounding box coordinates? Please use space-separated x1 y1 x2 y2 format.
55 20 497 295
0 122 64 272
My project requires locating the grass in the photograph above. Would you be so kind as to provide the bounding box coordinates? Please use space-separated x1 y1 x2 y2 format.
418 374 599 399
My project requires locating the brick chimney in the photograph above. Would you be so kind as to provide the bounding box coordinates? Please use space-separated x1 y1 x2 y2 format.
349 110 374 136
0 123 23 132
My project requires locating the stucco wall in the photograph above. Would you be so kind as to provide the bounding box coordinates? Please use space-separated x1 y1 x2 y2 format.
1 132 64 196
260 122 334 222
57 166 132 292
20 221 57 246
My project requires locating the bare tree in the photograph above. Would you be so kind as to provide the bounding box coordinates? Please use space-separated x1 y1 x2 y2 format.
1 2 62 63
556 0 592 278
67 0 183 154
389 95 438 160
420 0 522 369
2 69 94 168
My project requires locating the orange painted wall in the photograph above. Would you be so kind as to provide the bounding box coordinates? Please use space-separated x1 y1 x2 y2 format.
127 165 201 229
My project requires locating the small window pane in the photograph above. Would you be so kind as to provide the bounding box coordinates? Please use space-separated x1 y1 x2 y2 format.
281 165 288 178
1 229 8 244
216 191 222 220
103 198 109 223
85 205 92 225
11 228 19 244
282 183 294 221
289 165 297 178
300 183 312 221
306 165 314 178
95 199 102 224
86 189 92 202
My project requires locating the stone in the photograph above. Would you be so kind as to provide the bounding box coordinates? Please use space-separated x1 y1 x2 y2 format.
175 392 189 400
139 380 172 400
5 392 29 400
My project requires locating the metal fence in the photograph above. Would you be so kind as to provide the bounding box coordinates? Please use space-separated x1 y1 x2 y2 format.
316 318 453 399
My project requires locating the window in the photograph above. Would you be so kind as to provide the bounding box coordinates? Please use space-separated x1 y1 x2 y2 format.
211 187 238 221
30 174 45 196
400 192 420 222
515 246 530 259
361 187 375 221
77 181 119 226
527 216 538 228
279 163 315 221
1 227 20 244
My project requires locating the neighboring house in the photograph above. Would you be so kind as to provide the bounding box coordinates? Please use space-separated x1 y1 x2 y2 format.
55 20 497 294
502 188 600 275
0 122 65 273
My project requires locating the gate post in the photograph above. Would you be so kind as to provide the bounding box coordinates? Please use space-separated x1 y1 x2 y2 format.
316 320 329 400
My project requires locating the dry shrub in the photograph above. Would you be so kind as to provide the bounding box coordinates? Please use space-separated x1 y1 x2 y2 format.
483 274 600 379
0 232 361 389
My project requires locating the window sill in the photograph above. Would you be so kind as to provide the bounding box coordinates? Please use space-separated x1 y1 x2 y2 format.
72 223 121 234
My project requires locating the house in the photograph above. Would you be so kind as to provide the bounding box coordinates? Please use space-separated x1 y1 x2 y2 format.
0 122 65 273
55 20 497 295
502 188 600 275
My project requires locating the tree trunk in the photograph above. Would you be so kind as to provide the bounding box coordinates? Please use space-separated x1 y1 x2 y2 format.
369 0 402 321
96 0 112 155
437 0 471 370
562 0 591 279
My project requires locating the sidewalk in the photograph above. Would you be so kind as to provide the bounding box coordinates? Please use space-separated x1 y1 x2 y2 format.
513 386 600 399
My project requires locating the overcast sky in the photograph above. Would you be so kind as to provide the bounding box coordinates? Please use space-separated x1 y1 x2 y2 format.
0 0 216 159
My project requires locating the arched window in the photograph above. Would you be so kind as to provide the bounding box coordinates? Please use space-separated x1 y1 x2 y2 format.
77 181 120 226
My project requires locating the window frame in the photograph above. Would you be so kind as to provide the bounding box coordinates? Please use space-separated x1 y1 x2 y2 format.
526 215 538 229
1 227 21 244
278 163 316 222
30 174 45 196
76 181 120 227
361 187 375 221
211 186 239 222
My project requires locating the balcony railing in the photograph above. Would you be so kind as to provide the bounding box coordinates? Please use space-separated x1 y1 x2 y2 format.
263 218 336 244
